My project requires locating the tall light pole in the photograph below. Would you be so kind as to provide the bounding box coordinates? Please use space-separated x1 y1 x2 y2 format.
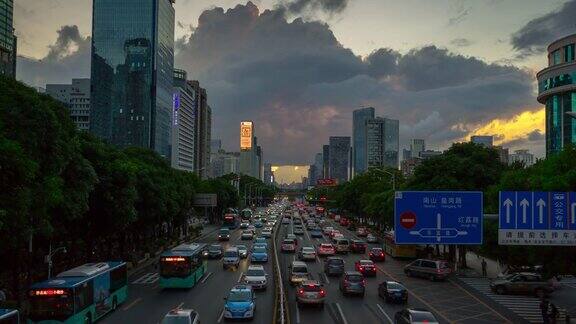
46 243 67 279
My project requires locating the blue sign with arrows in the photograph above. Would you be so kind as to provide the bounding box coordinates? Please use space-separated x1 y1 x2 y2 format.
394 191 483 245
499 191 576 246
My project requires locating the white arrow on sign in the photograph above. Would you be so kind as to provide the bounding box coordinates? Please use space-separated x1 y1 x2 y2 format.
520 198 529 223
572 202 576 224
503 198 513 223
536 199 546 224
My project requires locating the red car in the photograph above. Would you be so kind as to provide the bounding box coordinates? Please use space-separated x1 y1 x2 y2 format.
339 218 350 227
281 239 296 253
369 248 386 262
355 260 377 276
350 240 367 253
318 243 336 256
356 227 368 237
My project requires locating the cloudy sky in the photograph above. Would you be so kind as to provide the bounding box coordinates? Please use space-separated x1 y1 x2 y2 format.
14 0 576 182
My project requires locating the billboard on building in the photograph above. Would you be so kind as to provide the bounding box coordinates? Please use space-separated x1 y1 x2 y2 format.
240 121 253 151
316 178 338 186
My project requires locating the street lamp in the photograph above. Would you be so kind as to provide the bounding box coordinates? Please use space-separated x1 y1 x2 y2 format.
46 243 67 279
373 168 396 191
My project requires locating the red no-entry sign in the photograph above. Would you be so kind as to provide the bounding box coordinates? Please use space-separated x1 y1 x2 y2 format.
400 211 417 230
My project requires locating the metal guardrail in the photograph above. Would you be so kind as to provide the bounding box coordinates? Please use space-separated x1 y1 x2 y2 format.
272 210 289 324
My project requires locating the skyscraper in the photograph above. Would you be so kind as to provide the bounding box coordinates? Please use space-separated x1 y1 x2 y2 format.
410 139 425 157
239 121 259 178
329 136 351 184
0 0 16 77
352 107 375 176
366 117 399 169
537 33 576 156
322 145 330 179
46 79 91 131
90 0 175 159
188 80 211 178
171 69 196 172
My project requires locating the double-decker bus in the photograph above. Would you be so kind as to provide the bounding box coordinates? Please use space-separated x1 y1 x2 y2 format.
240 208 252 222
0 309 19 324
159 243 208 289
223 213 240 229
28 262 127 324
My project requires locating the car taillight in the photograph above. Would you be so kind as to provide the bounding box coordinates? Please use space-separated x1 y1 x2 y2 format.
319 289 326 297
362 279 366 285
298 289 304 295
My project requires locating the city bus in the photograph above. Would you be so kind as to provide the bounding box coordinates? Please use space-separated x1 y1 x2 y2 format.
223 213 240 229
240 208 253 222
28 262 127 324
159 243 208 289
383 231 418 259
0 309 19 324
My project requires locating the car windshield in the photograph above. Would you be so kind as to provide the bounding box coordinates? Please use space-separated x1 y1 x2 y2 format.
224 251 238 258
243 231 252 234
303 247 315 252
386 282 404 290
347 274 363 282
162 316 192 324
371 248 383 253
219 229 229 234
228 290 251 302
283 240 294 244
411 312 438 322
293 266 308 273
209 245 221 251
236 245 247 251
360 260 373 265
302 284 321 292
328 259 343 265
246 269 265 276
321 244 333 248
253 247 266 253
439 262 450 269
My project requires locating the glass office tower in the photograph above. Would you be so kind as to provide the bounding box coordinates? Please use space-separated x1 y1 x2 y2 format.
352 107 375 177
90 0 175 158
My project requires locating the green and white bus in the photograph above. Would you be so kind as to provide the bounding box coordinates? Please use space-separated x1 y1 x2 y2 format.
28 262 127 324
159 243 208 289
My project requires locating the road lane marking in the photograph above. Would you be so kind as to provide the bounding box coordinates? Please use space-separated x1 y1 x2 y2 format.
322 273 330 284
335 303 349 324
201 271 213 283
122 297 142 311
376 303 393 323
217 309 224 323
295 302 301 323
237 271 244 283
447 278 511 323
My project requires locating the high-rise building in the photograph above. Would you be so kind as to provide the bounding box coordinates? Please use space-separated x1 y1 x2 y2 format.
188 80 211 178
495 146 509 165
46 79 91 131
239 121 259 178
509 149 535 167
322 145 330 179
537 33 576 156
420 150 443 159
263 163 274 185
366 117 399 169
307 164 318 187
210 149 240 178
211 139 222 152
0 0 16 77
352 107 375 176
471 135 494 147
329 136 351 184
402 149 412 161
90 0 175 159
410 139 425 157
256 145 263 180
171 69 196 172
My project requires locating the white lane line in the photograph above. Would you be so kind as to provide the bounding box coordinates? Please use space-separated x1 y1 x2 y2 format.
335 303 349 324
201 272 213 283
217 309 225 323
237 271 244 283
322 273 330 284
376 303 393 323
122 297 142 311
295 302 301 323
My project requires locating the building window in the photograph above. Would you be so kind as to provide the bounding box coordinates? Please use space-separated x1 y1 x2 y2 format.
552 50 561 65
565 44 575 63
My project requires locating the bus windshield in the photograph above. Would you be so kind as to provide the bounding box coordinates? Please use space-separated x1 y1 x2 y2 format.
29 289 74 321
160 258 191 277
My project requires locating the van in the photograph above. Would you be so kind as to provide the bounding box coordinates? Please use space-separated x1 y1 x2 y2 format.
222 247 240 269
334 238 350 254
404 259 451 281
289 261 310 286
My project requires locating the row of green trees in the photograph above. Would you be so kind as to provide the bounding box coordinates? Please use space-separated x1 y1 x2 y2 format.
0 77 251 302
307 142 576 276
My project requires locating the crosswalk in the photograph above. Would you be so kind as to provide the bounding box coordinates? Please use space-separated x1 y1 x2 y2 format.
459 277 544 323
131 272 159 284
560 277 576 289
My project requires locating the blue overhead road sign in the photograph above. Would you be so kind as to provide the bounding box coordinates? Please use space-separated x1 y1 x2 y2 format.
499 191 576 246
394 191 483 245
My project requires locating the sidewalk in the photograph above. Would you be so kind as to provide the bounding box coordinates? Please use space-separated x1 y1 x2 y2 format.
462 251 505 278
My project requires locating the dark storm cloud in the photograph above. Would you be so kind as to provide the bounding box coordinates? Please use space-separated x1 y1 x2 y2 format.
17 25 90 87
450 38 473 47
174 2 535 163
279 0 348 15
511 0 576 58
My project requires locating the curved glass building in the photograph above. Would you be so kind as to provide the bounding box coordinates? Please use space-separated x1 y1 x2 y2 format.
537 34 576 156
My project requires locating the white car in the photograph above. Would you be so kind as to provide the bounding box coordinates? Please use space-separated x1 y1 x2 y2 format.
323 226 334 235
162 308 200 324
241 230 254 240
243 265 268 289
261 230 272 238
282 218 290 224
366 234 378 243
298 246 317 261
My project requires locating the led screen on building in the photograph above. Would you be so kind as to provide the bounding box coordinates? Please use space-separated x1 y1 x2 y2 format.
240 121 253 151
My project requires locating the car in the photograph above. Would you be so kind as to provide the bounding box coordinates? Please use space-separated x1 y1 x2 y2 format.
207 244 223 258
261 230 272 238
293 226 304 235
254 237 267 245
323 226 334 235
235 245 248 258
366 234 378 243
356 227 368 237
324 257 345 276
369 247 386 262
334 215 341 221
355 260 377 276
250 245 268 263
248 224 256 232
379 281 408 303
306 222 316 230
334 238 350 254
490 273 554 297
394 309 439 324
298 246 317 261
261 218 268 224
289 261 311 286
241 230 254 240
281 239 296 253
350 240 367 253
310 228 323 238
243 265 268 289
318 243 335 256
218 228 231 241
286 233 298 245
404 259 452 281
223 247 240 269
339 217 350 227
253 242 267 250
253 220 263 228
329 229 341 238
293 218 302 225
282 218 291 225
340 271 365 296
161 308 200 324
223 285 256 320
296 280 326 307
240 222 250 229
